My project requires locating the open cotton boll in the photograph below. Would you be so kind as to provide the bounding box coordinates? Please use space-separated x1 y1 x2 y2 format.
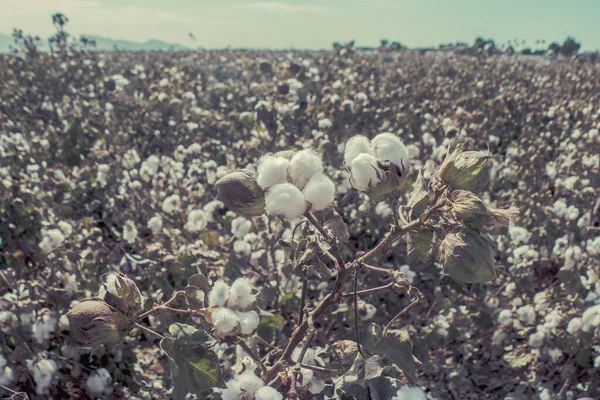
237 370 265 395
257 155 290 189
255 386 283 400
147 215 163 234
86 368 112 396
392 385 427 400
122 220 138 244
235 310 260 334
372 132 409 169
185 209 208 232
228 278 255 310
288 149 324 189
265 183 306 220
302 172 335 211
344 135 375 166
212 307 240 335
350 153 382 191
208 280 231 307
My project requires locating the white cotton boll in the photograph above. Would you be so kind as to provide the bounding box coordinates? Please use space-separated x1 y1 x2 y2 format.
228 278 255 310
208 280 230 307
308 377 326 395
32 313 57 343
57 221 73 238
581 304 600 332
516 305 536 325
257 155 290 189
265 183 306 220
399 265 417 284
162 194 181 214
231 217 252 239
288 149 324 189
498 309 513 326
147 215 163 234
236 311 260 334
372 132 409 169
212 307 240 335
508 226 531 245
255 386 283 400
350 153 382 191
27 358 58 395
566 317 582 335
122 220 138 244
185 209 208 232
86 368 112 396
344 135 375 166
237 370 265 395
492 329 506 347
528 330 545 348
233 240 252 255
392 385 427 400
302 172 335 211
39 229 65 253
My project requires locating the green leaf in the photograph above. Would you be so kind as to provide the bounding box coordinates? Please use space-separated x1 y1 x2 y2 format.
160 324 223 398
257 315 285 341
407 229 434 263
383 329 418 384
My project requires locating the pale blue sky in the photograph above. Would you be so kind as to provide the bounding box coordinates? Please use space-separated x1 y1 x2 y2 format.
1 0 599 50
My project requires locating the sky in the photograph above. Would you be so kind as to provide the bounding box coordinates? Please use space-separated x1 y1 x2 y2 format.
1 0 599 51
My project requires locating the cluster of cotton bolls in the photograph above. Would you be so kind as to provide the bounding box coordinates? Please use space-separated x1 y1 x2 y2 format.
206 278 260 336
220 370 283 400
343 132 409 192
257 149 335 219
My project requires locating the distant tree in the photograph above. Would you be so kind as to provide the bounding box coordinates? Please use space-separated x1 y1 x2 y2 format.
520 48 532 55
560 36 581 57
390 41 403 51
380 39 389 48
547 42 561 54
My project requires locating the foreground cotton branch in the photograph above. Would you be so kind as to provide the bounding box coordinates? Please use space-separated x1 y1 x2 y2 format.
64 135 518 399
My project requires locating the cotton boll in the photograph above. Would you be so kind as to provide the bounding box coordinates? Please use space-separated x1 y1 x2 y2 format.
498 309 513 326
212 307 240 335
236 310 260 334
257 155 289 189
528 330 545 348
372 132 409 169
147 215 163 234
58 221 73 238
566 317 582 335
86 368 112 396
233 240 252 255
27 358 58 395
208 280 231 307
288 149 324 189
516 305 536 325
255 386 283 400
236 370 265 395
228 278 255 310
185 209 208 232
265 183 306 219
302 172 335 211
162 194 181 214
122 220 138 244
39 229 65 253
344 135 375 166
231 216 252 239
350 153 382 191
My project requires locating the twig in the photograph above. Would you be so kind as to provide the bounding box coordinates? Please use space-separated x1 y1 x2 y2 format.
138 291 185 320
353 268 366 357
304 211 345 270
342 281 395 298
299 363 342 374
236 338 267 375
383 288 424 336
134 322 165 340
298 271 308 327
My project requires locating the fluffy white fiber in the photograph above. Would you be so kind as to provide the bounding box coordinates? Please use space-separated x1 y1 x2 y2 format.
212 307 240 335
228 277 255 310
208 280 230 307
236 310 260 334
255 386 284 400
392 385 427 400
86 368 112 395
287 149 323 189
350 153 382 191
302 172 335 211
185 209 208 232
344 135 375 166
372 132 409 169
257 155 289 189
265 183 306 220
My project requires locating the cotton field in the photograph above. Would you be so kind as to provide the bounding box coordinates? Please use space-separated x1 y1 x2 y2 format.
0 34 599 400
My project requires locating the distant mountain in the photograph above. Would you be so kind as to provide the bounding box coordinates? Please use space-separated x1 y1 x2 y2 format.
0 33 189 53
